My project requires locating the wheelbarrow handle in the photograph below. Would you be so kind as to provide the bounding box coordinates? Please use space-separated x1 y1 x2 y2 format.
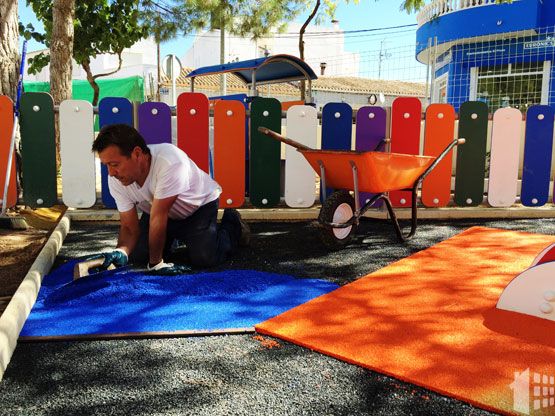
257 127 314 151
418 137 465 186
380 137 465 243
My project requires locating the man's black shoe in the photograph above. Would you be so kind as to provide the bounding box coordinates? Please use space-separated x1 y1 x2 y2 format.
223 208 250 247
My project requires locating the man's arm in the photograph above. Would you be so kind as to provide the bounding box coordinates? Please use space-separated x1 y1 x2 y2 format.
148 195 178 266
117 208 141 256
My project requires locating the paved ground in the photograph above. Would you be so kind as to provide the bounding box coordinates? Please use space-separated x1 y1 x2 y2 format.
2 216 554 415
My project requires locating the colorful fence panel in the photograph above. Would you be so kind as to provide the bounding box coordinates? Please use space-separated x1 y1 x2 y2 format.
59 100 96 208
355 106 387 208
138 102 172 145
321 102 352 200
19 92 57 208
389 97 422 208
4 91 555 213
487 107 522 208
98 97 134 208
421 104 456 208
0 96 16 209
249 97 281 208
454 101 488 207
284 105 317 208
177 92 210 173
521 105 555 207
213 100 245 208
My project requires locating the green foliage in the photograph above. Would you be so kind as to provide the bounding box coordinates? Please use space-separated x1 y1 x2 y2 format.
148 0 305 40
398 0 425 14
19 22 45 43
139 1 187 44
22 0 147 76
19 22 49 73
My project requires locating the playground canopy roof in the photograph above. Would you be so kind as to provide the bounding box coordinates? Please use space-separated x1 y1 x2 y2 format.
186 54 318 86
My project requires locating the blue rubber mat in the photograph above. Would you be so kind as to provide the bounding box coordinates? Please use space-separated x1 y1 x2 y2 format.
20 261 339 339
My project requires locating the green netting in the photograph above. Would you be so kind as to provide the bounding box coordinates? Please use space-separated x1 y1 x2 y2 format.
24 76 144 130
23 76 144 103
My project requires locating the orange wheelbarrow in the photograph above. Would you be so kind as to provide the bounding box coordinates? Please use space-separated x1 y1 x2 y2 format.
258 127 464 249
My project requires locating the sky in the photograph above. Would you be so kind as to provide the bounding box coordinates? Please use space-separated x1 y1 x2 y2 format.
157 1 419 57
18 1 422 80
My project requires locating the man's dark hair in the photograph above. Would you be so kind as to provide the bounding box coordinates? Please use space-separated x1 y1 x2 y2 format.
92 124 151 157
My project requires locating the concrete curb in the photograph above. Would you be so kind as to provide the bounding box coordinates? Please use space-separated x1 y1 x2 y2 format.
0 214 70 381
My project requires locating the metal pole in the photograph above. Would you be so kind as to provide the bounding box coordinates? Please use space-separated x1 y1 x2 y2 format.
378 39 384 79
250 70 258 97
349 160 360 218
429 37 438 105
424 37 432 106
171 56 177 106
220 27 227 96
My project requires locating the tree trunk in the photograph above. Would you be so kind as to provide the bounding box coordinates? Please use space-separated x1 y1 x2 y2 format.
50 0 75 170
0 0 21 201
82 53 123 106
82 60 101 107
0 0 19 100
298 0 320 102
50 0 75 104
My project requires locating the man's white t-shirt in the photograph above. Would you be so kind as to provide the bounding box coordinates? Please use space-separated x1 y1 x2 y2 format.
109 143 221 219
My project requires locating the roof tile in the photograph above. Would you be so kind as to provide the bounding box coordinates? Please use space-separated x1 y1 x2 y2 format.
161 68 425 97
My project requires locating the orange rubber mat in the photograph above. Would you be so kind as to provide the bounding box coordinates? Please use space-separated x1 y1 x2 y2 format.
256 227 555 415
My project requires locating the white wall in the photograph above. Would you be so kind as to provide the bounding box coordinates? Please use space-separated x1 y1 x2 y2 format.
181 22 360 77
24 37 158 83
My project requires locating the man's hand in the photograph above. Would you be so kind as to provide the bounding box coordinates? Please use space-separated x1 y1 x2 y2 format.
88 248 128 268
102 249 128 268
146 260 191 276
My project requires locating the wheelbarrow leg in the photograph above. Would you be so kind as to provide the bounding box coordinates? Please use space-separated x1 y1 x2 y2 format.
378 186 418 243
317 160 327 201
331 188 416 243
349 160 361 221
380 137 465 243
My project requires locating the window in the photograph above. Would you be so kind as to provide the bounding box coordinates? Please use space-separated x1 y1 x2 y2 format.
433 73 448 104
473 62 549 112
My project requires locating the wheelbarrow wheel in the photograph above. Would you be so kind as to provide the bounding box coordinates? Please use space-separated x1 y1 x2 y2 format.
318 190 357 249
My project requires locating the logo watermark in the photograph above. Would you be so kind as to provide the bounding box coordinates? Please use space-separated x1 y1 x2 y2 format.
510 368 555 415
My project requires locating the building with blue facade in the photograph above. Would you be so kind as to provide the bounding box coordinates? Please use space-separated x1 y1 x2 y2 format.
416 0 555 111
